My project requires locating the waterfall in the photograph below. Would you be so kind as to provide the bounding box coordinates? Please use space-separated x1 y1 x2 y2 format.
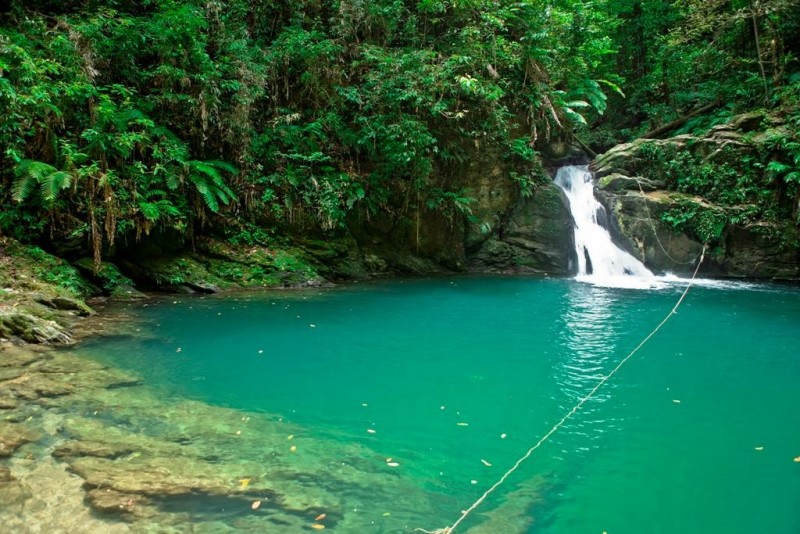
555 165 655 286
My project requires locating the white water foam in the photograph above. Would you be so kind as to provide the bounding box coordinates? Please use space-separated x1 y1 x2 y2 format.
553 166 769 291
555 166 661 288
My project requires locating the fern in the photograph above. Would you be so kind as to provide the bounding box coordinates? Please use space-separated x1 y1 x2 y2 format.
185 159 237 212
13 160 72 203
40 171 72 202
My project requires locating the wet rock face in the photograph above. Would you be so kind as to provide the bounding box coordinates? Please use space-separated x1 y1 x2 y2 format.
595 188 707 274
591 112 800 279
721 224 800 279
598 182 800 278
469 183 575 274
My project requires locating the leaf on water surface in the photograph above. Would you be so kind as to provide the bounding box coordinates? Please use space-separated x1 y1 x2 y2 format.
311 524 326 530
754 446 764 451
480 459 492 467
239 478 251 490
290 445 297 452
315 513 326 521
366 429 376 434
287 434 294 440
500 433 507 439
387 462 400 467
456 422 469 426
672 399 681 404
794 456 800 462
251 500 261 510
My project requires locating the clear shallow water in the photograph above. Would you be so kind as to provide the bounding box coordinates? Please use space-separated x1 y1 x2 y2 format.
73 277 800 533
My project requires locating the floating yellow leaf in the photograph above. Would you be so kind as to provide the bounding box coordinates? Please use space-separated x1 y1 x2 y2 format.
500 433 507 439
366 429 376 434
290 445 297 453
794 456 800 462
251 500 261 510
311 524 326 530
672 399 681 404
387 462 400 467
315 513 327 521
287 434 294 440
239 478 251 490
754 446 764 451
456 422 469 427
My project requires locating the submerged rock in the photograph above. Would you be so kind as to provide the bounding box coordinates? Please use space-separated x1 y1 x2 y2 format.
0 423 36 457
0 466 30 507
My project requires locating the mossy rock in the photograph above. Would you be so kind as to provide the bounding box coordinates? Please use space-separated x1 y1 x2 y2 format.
0 309 71 344
120 237 325 292
74 259 144 299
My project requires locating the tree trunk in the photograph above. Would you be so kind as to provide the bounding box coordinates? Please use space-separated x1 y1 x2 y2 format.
639 101 720 139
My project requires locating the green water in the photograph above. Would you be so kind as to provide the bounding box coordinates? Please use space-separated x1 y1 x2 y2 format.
74 277 800 533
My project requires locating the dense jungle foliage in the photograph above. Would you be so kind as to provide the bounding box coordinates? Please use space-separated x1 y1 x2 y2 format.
1 0 799 268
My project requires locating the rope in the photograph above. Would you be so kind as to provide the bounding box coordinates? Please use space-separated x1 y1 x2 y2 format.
633 177 696 266
418 246 706 534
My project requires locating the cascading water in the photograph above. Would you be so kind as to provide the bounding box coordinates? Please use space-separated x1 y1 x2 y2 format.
555 165 656 287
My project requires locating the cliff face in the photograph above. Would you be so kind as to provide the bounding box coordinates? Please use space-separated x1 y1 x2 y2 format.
590 112 800 279
337 139 576 276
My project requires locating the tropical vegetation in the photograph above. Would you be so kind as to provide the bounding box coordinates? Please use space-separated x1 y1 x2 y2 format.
1 0 799 271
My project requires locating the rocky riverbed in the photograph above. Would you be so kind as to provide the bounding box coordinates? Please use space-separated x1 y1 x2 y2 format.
0 334 546 533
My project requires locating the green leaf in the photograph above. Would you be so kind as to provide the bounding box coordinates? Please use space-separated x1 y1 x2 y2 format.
597 79 626 98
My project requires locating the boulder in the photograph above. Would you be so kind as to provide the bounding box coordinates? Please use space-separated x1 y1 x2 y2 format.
592 111 799 279
596 188 707 274
469 182 575 273
0 310 71 344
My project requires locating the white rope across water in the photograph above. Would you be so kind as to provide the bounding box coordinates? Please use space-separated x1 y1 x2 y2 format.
417 246 707 534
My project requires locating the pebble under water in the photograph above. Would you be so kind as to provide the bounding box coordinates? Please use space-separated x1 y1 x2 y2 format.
69 276 800 533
